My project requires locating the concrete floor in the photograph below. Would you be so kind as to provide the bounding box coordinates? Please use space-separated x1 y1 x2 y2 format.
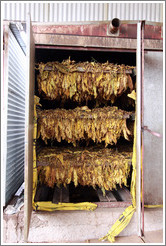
3 207 163 244
27 230 163 243
81 230 163 243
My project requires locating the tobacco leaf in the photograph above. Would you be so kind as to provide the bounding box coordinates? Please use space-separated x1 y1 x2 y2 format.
37 146 132 191
37 59 135 104
37 106 133 146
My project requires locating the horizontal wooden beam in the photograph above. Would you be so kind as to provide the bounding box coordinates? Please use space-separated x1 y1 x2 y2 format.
42 66 133 74
37 161 132 167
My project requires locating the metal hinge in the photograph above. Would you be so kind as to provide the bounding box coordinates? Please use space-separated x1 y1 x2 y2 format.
141 126 162 138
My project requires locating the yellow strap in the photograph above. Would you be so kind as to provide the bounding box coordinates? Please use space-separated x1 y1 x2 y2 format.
33 201 97 211
144 204 163 208
100 205 136 243
99 115 137 243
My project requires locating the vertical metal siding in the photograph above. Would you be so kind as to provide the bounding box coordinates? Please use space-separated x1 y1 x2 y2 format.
107 2 162 22
2 2 163 23
5 30 26 205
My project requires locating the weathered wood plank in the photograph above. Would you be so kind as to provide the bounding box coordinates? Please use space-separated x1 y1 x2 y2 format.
117 186 132 202
97 189 117 202
52 185 69 204
34 185 53 202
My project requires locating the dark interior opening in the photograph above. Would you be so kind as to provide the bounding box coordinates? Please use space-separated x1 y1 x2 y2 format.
35 48 136 65
34 181 133 203
34 47 135 205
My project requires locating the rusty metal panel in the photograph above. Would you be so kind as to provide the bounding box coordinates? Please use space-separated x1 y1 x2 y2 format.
32 23 163 40
24 14 35 242
33 33 163 51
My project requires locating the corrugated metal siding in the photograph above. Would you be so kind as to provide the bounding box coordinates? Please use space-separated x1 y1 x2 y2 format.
5 30 26 205
2 2 163 23
107 2 162 21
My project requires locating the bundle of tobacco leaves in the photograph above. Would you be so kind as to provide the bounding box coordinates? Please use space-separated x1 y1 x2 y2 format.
37 146 132 191
37 106 133 146
36 58 135 103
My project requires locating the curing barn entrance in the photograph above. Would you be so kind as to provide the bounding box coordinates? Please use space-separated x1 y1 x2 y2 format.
23 17 162 242
34 47 136 206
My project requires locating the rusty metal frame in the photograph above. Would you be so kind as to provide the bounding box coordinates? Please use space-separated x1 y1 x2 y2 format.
3 21 163 51
3 17 163 242
32 20 163 51
33 33 163 51
32 22 162 40
24 14 35 243
141 21 145 237
33 21 148 220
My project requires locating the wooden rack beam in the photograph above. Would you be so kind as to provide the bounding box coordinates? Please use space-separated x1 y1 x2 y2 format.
41 66 133 74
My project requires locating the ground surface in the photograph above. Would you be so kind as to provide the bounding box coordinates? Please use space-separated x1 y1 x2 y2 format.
80 230 163 243
3 207 163 244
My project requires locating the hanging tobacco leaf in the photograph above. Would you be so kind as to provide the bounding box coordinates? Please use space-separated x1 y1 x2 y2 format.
37 106 133 146
37 146 132 191
36 59 135 104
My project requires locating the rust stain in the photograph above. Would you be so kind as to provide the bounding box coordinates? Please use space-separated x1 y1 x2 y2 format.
32 24 107 37
32 23 162 40
120 24 137 38
34 33 163 51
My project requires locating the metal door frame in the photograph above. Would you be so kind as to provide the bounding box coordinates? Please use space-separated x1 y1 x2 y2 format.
136 20 145 237
24 13 35 242
23 19 163 241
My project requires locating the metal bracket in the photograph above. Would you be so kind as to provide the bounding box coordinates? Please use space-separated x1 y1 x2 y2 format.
141 126 162 138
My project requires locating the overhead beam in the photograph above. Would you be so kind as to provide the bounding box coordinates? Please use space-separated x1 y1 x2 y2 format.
34 33 163 51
